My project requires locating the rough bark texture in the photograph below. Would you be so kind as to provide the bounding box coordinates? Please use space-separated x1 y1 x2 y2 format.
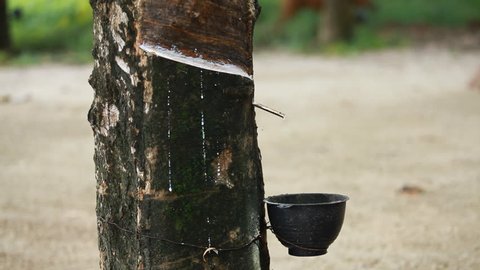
88 0 269 269
320 0 354 43
0 0 10 50
139 0 257 78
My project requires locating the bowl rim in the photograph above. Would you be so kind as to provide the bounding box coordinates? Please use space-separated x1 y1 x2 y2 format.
264 193 349 206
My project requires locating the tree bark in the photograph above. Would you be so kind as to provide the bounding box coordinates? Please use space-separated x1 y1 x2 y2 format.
0 0 10 50
320 0 354 43
88 0 269 269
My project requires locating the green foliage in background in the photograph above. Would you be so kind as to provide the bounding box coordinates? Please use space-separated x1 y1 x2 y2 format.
255 0 480 52
374 0 480 26
254 0 321 51
7 0 92 63
2 0 480 64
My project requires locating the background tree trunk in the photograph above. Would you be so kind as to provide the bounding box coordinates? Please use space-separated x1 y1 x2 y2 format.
0 0 10 51
320 0 354 43
88 0 269 269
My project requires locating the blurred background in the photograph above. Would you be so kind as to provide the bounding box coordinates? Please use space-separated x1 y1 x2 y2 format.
1 0 480 269
0 0 92 63
1 0 480 60
255 0 480 52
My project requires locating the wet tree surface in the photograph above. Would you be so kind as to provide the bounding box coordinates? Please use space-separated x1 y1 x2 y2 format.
88 0 269 269
139 0 258 77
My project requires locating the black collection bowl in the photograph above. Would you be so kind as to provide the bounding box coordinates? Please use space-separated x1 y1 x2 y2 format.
264 193 349 257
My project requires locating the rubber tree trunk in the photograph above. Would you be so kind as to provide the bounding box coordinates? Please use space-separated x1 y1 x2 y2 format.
320 0 354 43
0 0 10 50
88 0 269 269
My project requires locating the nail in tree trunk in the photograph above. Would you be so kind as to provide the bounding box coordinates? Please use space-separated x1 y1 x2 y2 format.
88 0 269 269
320 0 354 43
0 0 10 51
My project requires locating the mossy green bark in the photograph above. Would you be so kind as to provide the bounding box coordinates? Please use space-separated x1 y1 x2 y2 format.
88 0 268 269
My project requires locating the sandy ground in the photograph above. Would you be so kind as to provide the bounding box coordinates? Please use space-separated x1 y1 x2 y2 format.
1 48 479 269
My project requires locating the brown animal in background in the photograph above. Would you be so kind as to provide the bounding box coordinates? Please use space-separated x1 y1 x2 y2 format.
279 0 375 22
469 68 480 91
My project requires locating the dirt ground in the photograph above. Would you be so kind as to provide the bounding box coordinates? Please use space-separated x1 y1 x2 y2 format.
1 48 479 269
